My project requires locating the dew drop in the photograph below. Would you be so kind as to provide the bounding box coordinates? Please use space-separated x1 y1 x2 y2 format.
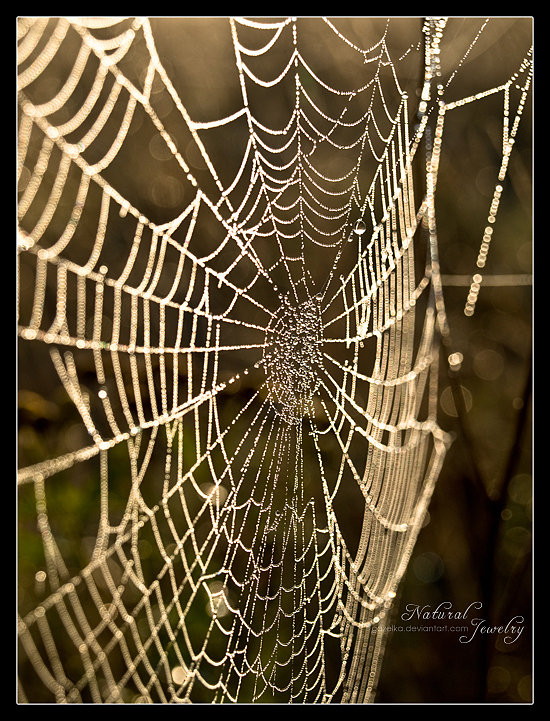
353 219 367 236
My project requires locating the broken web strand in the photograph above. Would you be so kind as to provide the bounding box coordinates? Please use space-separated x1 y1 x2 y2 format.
17 17 529 704
423 17 533 318
457 53 532 316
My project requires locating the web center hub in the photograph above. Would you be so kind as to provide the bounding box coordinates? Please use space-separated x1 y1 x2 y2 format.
263 295 324 424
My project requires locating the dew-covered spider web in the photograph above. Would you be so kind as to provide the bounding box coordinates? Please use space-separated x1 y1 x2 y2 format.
17 17 532 704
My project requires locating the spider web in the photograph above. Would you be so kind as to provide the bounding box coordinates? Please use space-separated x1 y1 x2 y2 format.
17 17 532 704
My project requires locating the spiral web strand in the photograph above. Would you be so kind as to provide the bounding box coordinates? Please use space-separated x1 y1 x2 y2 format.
17 17 532 704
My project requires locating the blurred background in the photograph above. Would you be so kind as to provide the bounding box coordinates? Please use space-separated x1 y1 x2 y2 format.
18 17 532 704
376 17 533 704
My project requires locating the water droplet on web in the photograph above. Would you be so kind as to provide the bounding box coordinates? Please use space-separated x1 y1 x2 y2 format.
353 219 367 236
